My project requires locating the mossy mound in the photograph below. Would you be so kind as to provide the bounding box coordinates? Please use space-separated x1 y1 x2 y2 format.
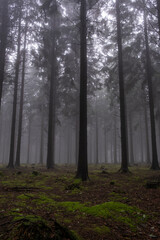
11 216 53 240
59 201 146 230
10 215 80 240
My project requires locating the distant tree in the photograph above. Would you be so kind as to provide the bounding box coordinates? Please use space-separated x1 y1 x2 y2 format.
8 1 22 168
76 0 88 180
116 0 129 172
42 0 59 169
156 0 160 36
15 20 28 167
0 0 9 107
143 0 159 170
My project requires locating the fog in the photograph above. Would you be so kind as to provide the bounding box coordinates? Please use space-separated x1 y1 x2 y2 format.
0 0 160 176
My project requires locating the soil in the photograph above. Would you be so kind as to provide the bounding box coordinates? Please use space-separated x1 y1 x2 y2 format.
0 164 160 240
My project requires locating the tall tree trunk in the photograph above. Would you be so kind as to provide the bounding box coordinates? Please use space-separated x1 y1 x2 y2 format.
104 128 107 163
116 0 129 172
95 99 99 165
58 129 61 164
144 100 151 164
156 0 160 36
114 112 117 164
27 117 32 165
7 4 22 168
76 0 88 180
128 113 134 165
143 0 159 170
139 113 144 163
0 0 8 107
46 13 57 169
67 125 71 164
110 128 113 163
39 108 44 165
15 21 27 167
75 114 79 165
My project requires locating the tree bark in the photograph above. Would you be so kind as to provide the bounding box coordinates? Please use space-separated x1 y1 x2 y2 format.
76 0 88 180
7 3 22 168
143 99 151 164
39 107 44 165
128 113 134 165
139 113 144 163
95 98 99 165
156 0 160 36
15 21 27 167
114 112 117 164
143 0 159 170
116 0 129 172
104 128 107 163
27 117 32 165
0 0 8 107
46 12 57 169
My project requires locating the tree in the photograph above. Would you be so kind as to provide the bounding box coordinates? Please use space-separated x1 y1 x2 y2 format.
15 20 28 167
45 0 59 169
116 0 129 172
76 0 88 180
156 0 160 35
143 0 159 170
0 0 9 107
7 0 22 168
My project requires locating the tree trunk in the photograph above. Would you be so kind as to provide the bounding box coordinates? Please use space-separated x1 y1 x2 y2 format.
95 99 99 165
76 0 88 181
27 117 32 165
104 128 107 163
139 113 144 163
144 100 151 164
114 112 117 164
15 21 27 167
143 0 159 170
39 108 44 165
67 125 71 164
75 114 79 165
128 113 134 165
156 0 160 36
46 13 57 169
116 0 129 172
7 4 22 168
0 0 8 107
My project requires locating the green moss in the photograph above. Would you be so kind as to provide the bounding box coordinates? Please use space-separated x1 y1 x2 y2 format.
33 193 56 207
93 225 110 234
0 195 6 203
58 201 85 212
70 230 84 240
14 214 45 223
109 192 128 201
17 194 30 200
63 218 72 224
59 201 146 229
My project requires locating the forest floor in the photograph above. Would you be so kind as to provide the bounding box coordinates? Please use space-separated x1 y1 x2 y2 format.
0 164 160 240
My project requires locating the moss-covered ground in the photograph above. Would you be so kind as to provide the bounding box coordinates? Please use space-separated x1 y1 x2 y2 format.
0 164 160 239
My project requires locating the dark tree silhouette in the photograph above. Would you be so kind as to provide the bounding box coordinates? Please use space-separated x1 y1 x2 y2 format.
76 0 88 181
46 3 57 169
156 0 160 36
116 0 129 172
15 21 27 167
143 0 159 170
8 2 22 168
0 0 8 107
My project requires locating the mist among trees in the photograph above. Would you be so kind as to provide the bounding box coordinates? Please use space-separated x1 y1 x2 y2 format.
0 0 160 174
0 1 160 238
